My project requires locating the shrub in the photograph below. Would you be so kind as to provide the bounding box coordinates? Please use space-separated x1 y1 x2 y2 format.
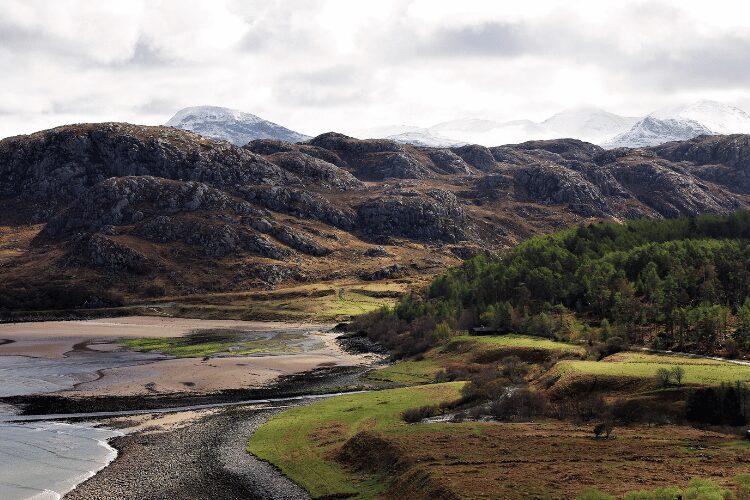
490 388 548 421
593 421 613 439
552 393 609 422
682 478 730 499
671 366 685 385
499 355 528 383
401 405 438 423
655 367 671 388
623 486 683 499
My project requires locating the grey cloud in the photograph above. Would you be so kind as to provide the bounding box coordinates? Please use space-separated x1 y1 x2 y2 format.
418 22 535 58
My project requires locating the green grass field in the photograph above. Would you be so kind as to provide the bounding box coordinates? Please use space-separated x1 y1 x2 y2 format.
450 334 586 355
558 351 750 386
247 382 464 499
365 335 585 386
363 359 441 384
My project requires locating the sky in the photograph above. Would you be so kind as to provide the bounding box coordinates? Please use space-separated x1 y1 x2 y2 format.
2 0 750 138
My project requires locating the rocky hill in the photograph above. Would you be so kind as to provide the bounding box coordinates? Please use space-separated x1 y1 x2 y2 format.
0 123 748 310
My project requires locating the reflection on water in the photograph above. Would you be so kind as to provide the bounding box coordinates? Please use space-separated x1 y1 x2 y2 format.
0 421 122 500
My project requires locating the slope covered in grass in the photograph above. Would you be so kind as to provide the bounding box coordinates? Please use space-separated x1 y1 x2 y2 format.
558 351 750 386
247 382 464 499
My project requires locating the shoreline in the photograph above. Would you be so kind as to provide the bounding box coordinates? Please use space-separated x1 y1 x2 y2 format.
60 360 371 500
65 404 312 500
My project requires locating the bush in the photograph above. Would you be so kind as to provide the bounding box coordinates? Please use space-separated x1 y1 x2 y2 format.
499 355 528 383
611 398 678 425
591 336 626 360
671 366 685 385
401 405 438 423
655 367 671 388
593 421 613 439
489 388 548 421
552 393 609 422
623 486 683 499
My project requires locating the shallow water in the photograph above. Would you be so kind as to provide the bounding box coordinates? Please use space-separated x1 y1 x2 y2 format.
0 351 164 397
0 421 122 500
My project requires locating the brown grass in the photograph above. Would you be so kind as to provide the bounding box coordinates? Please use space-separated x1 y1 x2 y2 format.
357 421 750 499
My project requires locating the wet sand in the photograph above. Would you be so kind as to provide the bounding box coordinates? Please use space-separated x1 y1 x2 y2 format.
0 316 332 359
0 317 373 398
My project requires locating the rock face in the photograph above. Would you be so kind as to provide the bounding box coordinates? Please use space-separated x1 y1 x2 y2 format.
357 189 469 243
1 122 750 304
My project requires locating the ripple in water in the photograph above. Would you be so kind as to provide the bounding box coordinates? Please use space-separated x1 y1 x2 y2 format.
0 422 122 500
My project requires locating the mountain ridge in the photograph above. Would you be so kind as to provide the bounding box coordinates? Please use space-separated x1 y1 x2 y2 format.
1 122 750 310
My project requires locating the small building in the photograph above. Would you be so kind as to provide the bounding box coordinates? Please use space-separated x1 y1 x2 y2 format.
469 326 498 336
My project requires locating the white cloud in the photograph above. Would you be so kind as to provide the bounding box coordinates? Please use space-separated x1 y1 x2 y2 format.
1 0 750 139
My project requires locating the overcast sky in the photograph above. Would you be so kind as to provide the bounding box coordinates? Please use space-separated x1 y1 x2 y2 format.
2 0 750 138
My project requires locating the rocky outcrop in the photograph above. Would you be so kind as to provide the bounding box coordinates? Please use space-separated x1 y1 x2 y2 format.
509 164 611 216
422 148 472 174
42 176 263 237
238 186 356 230
263 151 364 190
608 160 740 217
357 189 469 242
654 134 750 194
451 144 496 171
71 234 149 273
306 133 432 180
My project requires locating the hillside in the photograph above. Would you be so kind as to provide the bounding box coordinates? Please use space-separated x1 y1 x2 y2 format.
1 124 750 312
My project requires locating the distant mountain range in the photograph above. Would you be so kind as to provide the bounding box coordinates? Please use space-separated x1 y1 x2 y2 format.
166 106 310 146
355 100 750 149
166 101 750 150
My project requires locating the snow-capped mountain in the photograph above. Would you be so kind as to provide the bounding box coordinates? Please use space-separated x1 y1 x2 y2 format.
365 108 638 147
650 100 750 135
541 107 638 144
604 116 714 149
385 129 466 147
355 100 750 149
166 106 310 146
430 118 552 146
352 124 464 147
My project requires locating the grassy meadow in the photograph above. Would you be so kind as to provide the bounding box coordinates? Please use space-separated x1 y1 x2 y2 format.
247 382 464 499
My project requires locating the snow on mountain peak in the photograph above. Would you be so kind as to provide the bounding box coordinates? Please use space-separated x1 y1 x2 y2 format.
603 115 714 149
165 106 310 146
650 100 750 135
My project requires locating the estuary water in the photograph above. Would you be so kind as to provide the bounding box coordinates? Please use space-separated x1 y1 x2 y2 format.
0 421 122 500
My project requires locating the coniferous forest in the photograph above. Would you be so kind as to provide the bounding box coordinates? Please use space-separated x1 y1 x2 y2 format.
393 211 750 355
